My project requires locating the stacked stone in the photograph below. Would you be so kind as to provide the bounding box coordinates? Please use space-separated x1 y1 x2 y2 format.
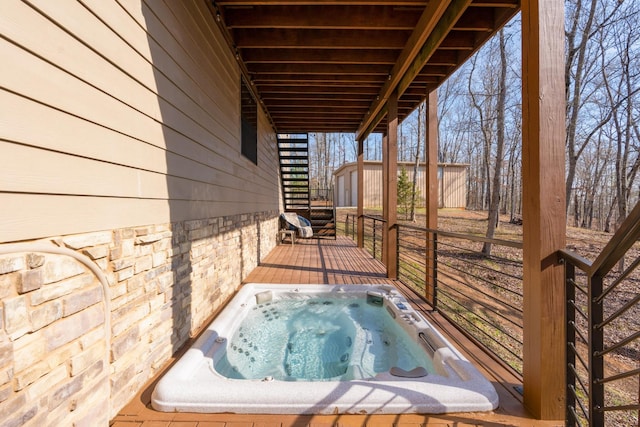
0 211 278 426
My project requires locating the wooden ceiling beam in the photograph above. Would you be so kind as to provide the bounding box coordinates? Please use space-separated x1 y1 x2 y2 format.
416 65 451 76
355 0 453 140
252 74 386 83
257 85 379 95
241 48 398 64
265 101 367 114
209 0 520 133
454 8 496 31
274 119 361 125
468 0 518 7
265 99 371 107
261 92 373 101
437 31 477 49
425 50 459 66
224 5 420 29
256 81 382 87
232 28 411 49
217 1 429 5
249 63 391 75
395 1 471 106
269 112 367 119
270 112 366 119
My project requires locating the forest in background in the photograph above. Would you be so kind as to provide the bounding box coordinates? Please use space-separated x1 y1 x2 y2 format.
307 0 640 235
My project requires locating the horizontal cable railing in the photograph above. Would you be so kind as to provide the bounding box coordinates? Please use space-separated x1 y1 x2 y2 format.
398 225 524 374
344 213 524 375
362 215 385 263
345 204 639 426
560 201 640 427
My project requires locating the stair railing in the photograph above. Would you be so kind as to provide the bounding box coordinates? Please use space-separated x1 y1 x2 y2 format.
559 202 640 426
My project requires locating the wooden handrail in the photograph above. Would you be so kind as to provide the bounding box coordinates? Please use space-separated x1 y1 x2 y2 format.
559 201 640 276
590 201 640 277
557 248 593 273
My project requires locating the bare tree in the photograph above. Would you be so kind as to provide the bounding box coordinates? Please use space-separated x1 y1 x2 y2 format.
482 30 508 255
565 0 622 219
409 102 424 222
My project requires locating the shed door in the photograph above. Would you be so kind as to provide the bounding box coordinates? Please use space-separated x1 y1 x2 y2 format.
337 175 345 207
350 171 357 207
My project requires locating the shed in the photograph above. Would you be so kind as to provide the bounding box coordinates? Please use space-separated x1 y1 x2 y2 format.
333 161 468 209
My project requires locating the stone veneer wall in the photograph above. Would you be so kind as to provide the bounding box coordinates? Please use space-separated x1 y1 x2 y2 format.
0 211 278 426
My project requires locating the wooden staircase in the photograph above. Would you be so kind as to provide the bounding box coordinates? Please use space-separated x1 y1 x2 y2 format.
309 206 336 238
277 134 336 238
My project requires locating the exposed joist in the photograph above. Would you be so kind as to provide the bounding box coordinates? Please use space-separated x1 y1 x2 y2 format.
469 0 518 7
241 48 398 64
438 31 478 49
252 74 386 83
232 28 411 49
267 99 370 107
454 8 496 31
355 0 453 140
211 0 520 133
261 92 374 101
248 63 391 75
225 5 420 29
217 0 429 5
257 85 380 95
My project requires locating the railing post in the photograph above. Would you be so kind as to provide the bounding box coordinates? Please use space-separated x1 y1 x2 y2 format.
432 233 438 311
589 274 605 426
565 259 576 427
351 215 355 240
372 219 377 260
395 225 400 277
345 215 349 237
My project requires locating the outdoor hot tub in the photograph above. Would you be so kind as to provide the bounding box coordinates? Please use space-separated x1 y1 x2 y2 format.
151 283 499 414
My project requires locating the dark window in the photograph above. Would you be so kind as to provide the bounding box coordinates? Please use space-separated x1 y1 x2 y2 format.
241 78 258 164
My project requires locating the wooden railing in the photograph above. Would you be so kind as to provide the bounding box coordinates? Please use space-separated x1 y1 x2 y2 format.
345 213 525 374
346 206 640 426
560 202 640 427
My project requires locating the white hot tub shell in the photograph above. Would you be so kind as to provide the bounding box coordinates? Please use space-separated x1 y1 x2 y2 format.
151 283 499 414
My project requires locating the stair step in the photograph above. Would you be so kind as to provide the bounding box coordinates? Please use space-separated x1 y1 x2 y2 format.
280 156 309 161
277 139 308 144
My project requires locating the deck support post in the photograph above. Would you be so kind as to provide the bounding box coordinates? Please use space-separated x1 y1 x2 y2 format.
383 91 398 279
521 0 566 419
425 89 438 305
357 137 364 248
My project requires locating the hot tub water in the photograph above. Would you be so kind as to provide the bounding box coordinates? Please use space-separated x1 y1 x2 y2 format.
215 296 433 381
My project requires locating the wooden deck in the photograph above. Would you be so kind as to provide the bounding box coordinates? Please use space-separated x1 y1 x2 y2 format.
111 237 563 427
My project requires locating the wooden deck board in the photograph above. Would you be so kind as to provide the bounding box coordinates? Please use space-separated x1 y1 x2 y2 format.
111 237 563 427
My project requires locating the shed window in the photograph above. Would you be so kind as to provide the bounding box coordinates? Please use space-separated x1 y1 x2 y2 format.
241 78 258 164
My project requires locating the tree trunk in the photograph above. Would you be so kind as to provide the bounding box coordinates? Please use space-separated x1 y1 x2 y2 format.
410 102 424 222
482 30 507 255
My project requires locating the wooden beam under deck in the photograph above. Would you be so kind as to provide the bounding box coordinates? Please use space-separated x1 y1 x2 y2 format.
112 237 560 427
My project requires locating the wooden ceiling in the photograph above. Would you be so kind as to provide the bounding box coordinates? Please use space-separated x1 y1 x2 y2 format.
210 0 520 138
